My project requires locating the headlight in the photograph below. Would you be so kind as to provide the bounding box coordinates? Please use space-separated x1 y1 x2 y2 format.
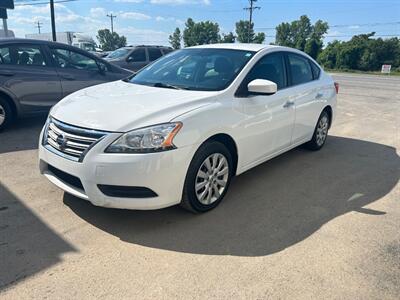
105 122 182 153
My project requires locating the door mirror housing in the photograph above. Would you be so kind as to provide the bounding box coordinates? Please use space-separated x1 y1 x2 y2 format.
247 79 277 95
98 62 107 74
126 56 134 63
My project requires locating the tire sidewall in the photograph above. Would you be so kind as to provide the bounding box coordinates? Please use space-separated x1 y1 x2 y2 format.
309 110 330 150
183 141 233 212
0 98 12 131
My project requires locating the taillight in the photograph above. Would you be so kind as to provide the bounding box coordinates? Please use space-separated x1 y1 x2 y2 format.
334 82 339 94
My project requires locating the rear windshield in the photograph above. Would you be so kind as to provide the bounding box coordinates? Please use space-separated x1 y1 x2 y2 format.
106 48 130 59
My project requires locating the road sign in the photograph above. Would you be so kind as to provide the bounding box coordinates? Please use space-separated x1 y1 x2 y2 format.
0 0 14 9
0 8 7 19
381 64 392 74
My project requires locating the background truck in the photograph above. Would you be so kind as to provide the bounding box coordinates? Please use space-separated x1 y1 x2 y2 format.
25 32 102 54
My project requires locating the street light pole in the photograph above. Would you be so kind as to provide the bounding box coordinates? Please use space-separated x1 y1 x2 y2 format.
50 0 56 41
2 18 8 37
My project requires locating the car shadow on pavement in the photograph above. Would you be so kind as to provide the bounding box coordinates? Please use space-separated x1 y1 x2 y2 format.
63 136 400 257
0 182 76 290
0 116 47 154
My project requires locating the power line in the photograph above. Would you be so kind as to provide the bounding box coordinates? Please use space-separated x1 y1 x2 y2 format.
244 0 260 43
107 13 117 33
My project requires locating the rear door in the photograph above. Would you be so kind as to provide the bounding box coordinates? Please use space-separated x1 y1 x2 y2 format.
49 46 110 98
0 43 62 113
286 53 324 144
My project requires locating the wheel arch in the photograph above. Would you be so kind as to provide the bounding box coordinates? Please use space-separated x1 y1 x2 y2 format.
0 89 19 118
322 105 333 128
201 133 239 176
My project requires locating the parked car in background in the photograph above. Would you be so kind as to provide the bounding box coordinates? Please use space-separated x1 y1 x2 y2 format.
39 43 337 213
104 45 173 72
0 39 132 130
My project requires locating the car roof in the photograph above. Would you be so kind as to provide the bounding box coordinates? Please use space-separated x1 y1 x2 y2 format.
0 38 72 48
188 43 281 52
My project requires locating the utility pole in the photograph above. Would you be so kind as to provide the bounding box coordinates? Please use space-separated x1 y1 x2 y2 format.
244 0 261 43
50 0 56 41
35 21 42 34
107 14 116 33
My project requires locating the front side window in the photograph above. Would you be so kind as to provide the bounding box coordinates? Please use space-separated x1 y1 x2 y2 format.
51 48 99 71
128 48 146 62
244 53 286 90
106 48 130 59
148 48 163 61
129 49 255 91
288 54 313 85
0 45 46 66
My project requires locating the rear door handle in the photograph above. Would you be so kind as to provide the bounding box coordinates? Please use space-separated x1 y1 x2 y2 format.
315 92 324 99
60 74 75 80
0 71 15 77
283 100 295 108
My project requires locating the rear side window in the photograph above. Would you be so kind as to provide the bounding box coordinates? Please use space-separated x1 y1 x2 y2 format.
310 61 321 79
128 48 146 62
162 48 173 55
244 53 287 90
0 45 46 66
288 54 313 86
148 48 163 61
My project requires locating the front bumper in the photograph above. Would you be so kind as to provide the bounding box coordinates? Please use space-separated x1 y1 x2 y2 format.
39 129 195 210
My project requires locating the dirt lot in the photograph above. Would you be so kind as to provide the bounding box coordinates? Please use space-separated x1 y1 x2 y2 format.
0 73 399 299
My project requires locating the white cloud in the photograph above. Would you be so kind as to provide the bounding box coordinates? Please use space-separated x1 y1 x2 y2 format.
120 12 151 20
156 16 184 25
90 7 107 18
118 26 169 45
150 0 210 5
114 0 144 2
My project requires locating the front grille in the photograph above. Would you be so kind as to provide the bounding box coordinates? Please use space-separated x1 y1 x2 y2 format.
43 117 108 162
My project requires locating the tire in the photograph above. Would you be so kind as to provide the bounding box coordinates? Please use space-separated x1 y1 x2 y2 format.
0 97 14 131
305 110 330 151
180 141 233 213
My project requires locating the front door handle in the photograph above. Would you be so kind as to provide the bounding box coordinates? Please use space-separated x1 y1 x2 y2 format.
60 74 75 80
283 100 295 108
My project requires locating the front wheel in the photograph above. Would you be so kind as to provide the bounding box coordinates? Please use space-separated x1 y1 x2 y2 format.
305 110 330 151
180 141 233 213
0 98 14 131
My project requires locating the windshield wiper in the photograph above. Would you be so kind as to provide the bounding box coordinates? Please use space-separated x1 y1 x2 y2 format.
153 82 184 90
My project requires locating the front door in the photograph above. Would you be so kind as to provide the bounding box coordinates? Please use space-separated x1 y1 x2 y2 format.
49 46 108 98
237 52 295 166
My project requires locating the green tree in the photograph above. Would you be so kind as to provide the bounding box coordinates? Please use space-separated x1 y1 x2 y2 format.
275 15 328 59
220 32 236 43
169 27 182 49
235 20 265 44
182 18 220 47
97 29 127 51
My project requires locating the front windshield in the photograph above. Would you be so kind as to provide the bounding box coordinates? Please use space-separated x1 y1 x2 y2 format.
129 48 255 91
106 48 130 59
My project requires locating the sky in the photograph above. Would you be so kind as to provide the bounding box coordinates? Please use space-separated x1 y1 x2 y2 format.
5 0 400 46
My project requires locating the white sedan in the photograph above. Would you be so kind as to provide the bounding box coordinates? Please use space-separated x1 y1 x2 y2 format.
39 43 337 213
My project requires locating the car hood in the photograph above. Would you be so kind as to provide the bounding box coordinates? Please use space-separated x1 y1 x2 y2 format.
51 80 218 132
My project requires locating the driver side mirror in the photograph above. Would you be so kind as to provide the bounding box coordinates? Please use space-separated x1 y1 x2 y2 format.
98 62 107 74
247 79 277 95
126 56 134 63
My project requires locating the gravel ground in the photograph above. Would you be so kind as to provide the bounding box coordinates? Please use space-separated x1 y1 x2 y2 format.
0 73 399 299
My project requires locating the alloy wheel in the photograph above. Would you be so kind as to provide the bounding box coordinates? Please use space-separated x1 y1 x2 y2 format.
195 153 229 205
316 115 329 146
0 104 5 126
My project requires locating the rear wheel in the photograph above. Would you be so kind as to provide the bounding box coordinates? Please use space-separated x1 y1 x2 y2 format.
181 141 233 213
305 110 330 151
0 97 14 131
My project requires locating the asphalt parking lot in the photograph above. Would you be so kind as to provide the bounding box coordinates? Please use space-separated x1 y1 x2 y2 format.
0 73 399 299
